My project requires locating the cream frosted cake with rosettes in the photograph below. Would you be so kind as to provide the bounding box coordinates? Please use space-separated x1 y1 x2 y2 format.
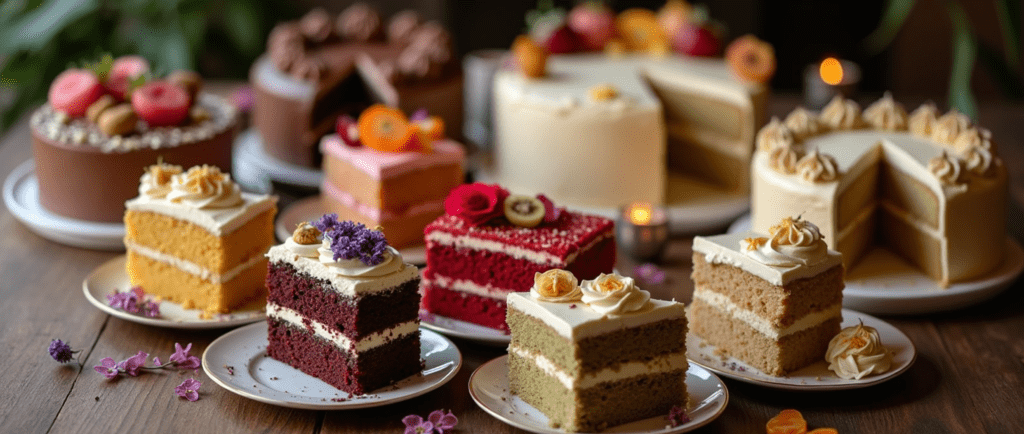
265 215 422 395
690 216 844 376
124 164 277 313
506 270 688 432
752 94 1008 286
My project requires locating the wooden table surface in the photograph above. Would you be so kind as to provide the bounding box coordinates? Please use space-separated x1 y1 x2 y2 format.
2 94 1024 434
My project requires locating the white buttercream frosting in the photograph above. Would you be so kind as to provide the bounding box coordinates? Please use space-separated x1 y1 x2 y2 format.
166 165 243 209
580 273 650 315
931 110 972 145
695 231 843 286
138 163 183 199
317 243 405 277
530 269 583 302
796 149 839 183
506 292 685 340
125 191 276 237
266 244 419 297
952 127 996 154
908 102 939 137
741 217 829 267
819 96 863 130
826 322 893 380
961 144 997 177
783 107 821 141
508 345 688 390
756 116 794 152
768 144 802 174
267 303 418 354
863 92 908 131
284 237 320 257
928 151 966 186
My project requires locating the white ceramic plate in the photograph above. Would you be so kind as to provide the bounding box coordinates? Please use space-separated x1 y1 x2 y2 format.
3 160 125 251
233 129 323 193
82 255 265 329
275 195 427 264
687 309 916 391
728 214 1024 315
202 322 462 409
469 355 728 433
419 312 511 346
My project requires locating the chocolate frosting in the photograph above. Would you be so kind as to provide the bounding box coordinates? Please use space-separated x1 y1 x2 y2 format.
300 8 334 43
337 3 383 42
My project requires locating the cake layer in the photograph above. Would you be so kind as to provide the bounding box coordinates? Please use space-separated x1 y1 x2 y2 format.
267 303 418 354
125 192 277 237
125 206 276 273
126 250 267 313
690 253 844 328
266 261 420 338
509 352 687 432
321 182 443 249
689 298 841 376
267 319 421 395
420 283 508 331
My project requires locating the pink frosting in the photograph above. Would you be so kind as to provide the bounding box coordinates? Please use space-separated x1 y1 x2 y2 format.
321 180 445 221
320 135 465 179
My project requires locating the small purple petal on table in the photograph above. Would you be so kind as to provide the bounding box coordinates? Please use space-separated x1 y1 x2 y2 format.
49 339 73 363
175 378 201 402
94 358 120 379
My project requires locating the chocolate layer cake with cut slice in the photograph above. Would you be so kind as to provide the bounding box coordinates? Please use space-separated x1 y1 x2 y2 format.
420 183 616 332
507 270 688 432
265 215 422 394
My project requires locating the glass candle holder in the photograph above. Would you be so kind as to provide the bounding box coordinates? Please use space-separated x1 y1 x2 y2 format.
616 202 669 261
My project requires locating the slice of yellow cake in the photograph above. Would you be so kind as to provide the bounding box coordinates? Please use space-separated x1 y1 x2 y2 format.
124 163 277 313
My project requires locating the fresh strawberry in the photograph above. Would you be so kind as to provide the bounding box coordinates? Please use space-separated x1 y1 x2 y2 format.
48 69 105 117
674 23 720 57
545 25 581 54
335 115 361 147
106 56 150 100
130 81 190 127
567 2 615 50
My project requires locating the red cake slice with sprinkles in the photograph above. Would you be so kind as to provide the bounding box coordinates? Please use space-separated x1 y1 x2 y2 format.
265 215 422 395
421 183 616 332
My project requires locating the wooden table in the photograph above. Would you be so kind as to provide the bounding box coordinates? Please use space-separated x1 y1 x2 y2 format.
3 95 1024 434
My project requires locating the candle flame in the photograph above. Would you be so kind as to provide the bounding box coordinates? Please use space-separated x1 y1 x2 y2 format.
820 57 844 86
628 202 653 225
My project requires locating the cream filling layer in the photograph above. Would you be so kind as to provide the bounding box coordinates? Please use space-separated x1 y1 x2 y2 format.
424 274 514 300
267 303 418 354
693 289 842 340
125 240 266 283
509 345 688 390
425 230 611 267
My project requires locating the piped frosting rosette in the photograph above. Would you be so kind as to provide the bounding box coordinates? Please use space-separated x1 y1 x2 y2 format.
826 322 893 380
741 216 829 267
139 162 183 199
530 269 583 302
580 273 651 315
166 165 243 209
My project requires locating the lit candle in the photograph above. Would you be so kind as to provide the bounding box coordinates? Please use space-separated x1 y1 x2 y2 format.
616 202 669 261
804 57 861 110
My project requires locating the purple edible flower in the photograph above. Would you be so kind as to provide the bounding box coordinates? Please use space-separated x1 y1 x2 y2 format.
402 415 434 434
175 378 201 402
428 409 458 433
170 343 201 370
120 351 148 377
94 357 119 379
635 263 666 285
107 287 161 317
667 404 690 427
49 339 73 363
410 108 429 122
313 214 390 266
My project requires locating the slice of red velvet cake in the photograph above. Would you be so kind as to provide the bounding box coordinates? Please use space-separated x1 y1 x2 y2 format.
421 183 616 332
266 214 422 395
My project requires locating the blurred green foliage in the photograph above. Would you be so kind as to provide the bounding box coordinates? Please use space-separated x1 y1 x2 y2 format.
0 0 297 131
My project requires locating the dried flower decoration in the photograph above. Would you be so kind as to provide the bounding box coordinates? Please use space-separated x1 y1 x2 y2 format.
403 409 458 434
314 214 389 266
107 286 160 318
667 404 690 427
743 236 769 251
49 339 80 364
175 378 202 402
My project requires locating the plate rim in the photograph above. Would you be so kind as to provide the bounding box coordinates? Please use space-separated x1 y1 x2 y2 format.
687 308 917 391
82 255 265 329
419 313 511 346
468 354 729 434
202 322 462 410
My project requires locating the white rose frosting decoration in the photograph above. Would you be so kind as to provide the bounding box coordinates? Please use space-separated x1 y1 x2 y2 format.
796 149 839 183
819 96 863 130
166 165 243 209
138 163 183 199
783 107 821 141
826 322 893 380
318 242 404 277
863 92 908 131
530 269 583 302
580 273 650 315
756 117 794 152
741 217 829 267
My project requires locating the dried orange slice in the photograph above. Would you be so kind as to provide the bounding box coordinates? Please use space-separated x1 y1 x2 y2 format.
358 104 411 152
616 9 667 52
726 34 777 84
766 409 807 434
807 429 838 434
399 125 432 153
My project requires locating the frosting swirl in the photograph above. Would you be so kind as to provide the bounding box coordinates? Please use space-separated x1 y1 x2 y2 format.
318 242 404 277
783 107 821 141
931 110 972 145
908 102 939 138
337 3 382 42
826 322 893 380
768 143 802 174
819 96 863 130
756 117 794 152
796 149 839 183
863 92 908 131
387 10 421 45
530 269 582 302
741 217 829 267
299 8 334 43
166 165 243 209
961 144 997 177
139 162 183 199
952 127 997 154
928 151 966 186
580 273 650 315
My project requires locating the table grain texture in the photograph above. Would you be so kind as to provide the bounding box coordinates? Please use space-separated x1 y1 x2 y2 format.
2 91 1023 434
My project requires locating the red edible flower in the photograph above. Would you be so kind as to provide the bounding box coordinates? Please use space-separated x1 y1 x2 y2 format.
444 183 509 226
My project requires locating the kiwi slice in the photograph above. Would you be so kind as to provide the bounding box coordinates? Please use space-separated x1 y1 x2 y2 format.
503 195 546 228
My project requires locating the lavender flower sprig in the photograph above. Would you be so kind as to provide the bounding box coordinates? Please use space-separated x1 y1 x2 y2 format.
93 342 201 380
314 214 390 266
107 286 160 318
49 339 81 364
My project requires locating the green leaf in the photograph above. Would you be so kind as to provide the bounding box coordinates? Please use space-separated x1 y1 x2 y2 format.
0 0 100 54
946 1 978 120
223 0 262 57
995 0 1021 69
977 41 1024 99
863 0 918 55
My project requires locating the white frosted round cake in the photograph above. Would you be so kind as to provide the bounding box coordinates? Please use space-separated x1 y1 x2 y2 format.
751 94 1008 286
489 53 768 209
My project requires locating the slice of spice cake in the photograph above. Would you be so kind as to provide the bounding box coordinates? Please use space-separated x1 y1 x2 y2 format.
690 216 845 376
421 183 615 332
265 215 422 395
507 270 688 432
124 163 277 314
